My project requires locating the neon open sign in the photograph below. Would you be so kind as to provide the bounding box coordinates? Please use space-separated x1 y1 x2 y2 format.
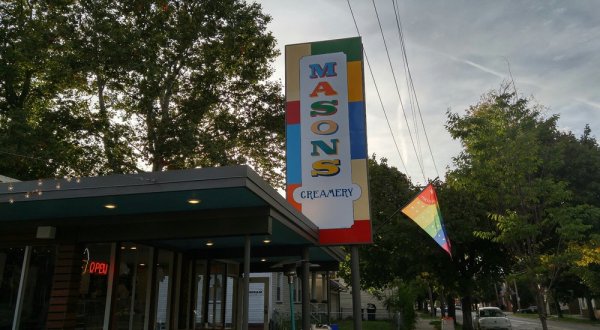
82 248 109 276
88 261 109 275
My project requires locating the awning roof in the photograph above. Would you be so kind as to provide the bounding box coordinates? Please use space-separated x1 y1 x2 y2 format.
0 166 344 271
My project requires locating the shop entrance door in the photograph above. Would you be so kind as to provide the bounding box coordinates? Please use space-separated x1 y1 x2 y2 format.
248 277 269 330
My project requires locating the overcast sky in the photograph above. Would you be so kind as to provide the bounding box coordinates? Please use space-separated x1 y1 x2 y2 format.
258 0 600 184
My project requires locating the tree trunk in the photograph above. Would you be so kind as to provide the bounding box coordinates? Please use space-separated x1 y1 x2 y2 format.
440 288 446 317
96 77 120 173
446 293 456 324
585 293 597 321
461 295 474 330
534 286 548 330
416 298 423 311
552 289 563 318
428 285 435 317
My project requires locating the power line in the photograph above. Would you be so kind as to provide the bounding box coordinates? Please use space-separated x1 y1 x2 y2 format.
371 0 427 183
345 0 409 175
391 0 441 179
391 0 423 168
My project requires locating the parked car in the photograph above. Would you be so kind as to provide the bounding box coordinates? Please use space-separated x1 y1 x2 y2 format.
474 307 512 330
517 306 537 314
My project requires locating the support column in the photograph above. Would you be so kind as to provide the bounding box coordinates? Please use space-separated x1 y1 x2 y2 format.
144 247 158 330
326 272 331 323
311 271 317 324
104 243 119 330
46 244 83 330
242 236 251 330
351 246 362 330
311 271 317 300
12 245 31 330
302 247 310 330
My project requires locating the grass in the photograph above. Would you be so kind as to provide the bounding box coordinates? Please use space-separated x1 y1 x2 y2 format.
334 319 394 330
513 312 600 325
549 314 600 325
428 319 441 330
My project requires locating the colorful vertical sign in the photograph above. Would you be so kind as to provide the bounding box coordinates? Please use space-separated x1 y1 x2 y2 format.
286 37 371 245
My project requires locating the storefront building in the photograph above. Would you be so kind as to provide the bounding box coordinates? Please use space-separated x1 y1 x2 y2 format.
0 166 343 329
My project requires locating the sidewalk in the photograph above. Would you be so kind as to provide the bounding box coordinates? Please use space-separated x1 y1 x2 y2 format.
415 317 436 330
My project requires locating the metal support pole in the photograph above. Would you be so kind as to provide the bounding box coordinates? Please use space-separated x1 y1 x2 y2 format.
12 246 31 330
143 247 156 330
326 272 331 323
289 275 297 330
351 246 362 330
243 236 251 330
302 247 311 330
311 271 317 300
104 243 118 330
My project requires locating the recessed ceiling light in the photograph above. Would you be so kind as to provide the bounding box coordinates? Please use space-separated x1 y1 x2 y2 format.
187 199 201 204
263 238 271 244
139 263 145 266
130 246 137 250
120 246 125 250
104 203 117 209
206 241 214 246
261 258 267 262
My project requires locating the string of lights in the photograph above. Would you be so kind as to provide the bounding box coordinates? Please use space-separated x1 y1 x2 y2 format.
0 151 82 204
1 178 80 204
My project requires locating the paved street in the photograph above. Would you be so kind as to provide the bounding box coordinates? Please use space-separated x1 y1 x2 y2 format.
507 314 600 330
454 310 600 330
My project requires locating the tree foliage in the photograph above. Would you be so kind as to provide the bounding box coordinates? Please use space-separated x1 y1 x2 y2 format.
0 0 284 185
0 1 105 179
446 87 600 327
345 156 508 329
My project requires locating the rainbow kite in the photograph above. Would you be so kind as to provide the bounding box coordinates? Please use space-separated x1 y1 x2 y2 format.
401 184 451 257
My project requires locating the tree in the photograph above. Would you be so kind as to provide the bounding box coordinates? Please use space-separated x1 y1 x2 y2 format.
343 156 416 288
446 87 596 329
0 1 106 179
115 0 284 181
1 0 285 185
437 182 509 329
554 126 600 319
69 0 140 173
346 156 508 330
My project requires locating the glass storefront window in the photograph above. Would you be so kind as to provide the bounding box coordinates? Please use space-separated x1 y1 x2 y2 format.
155 250 173 330
114 244 152 330
79 243 112 329
225 263 238 330
195 261 238 330
194 261 206 329
20 246 56 330
224 277 234 328
207 263 225 328
0 247 25 329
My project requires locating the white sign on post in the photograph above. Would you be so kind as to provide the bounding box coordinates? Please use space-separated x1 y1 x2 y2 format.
293 52 361 229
